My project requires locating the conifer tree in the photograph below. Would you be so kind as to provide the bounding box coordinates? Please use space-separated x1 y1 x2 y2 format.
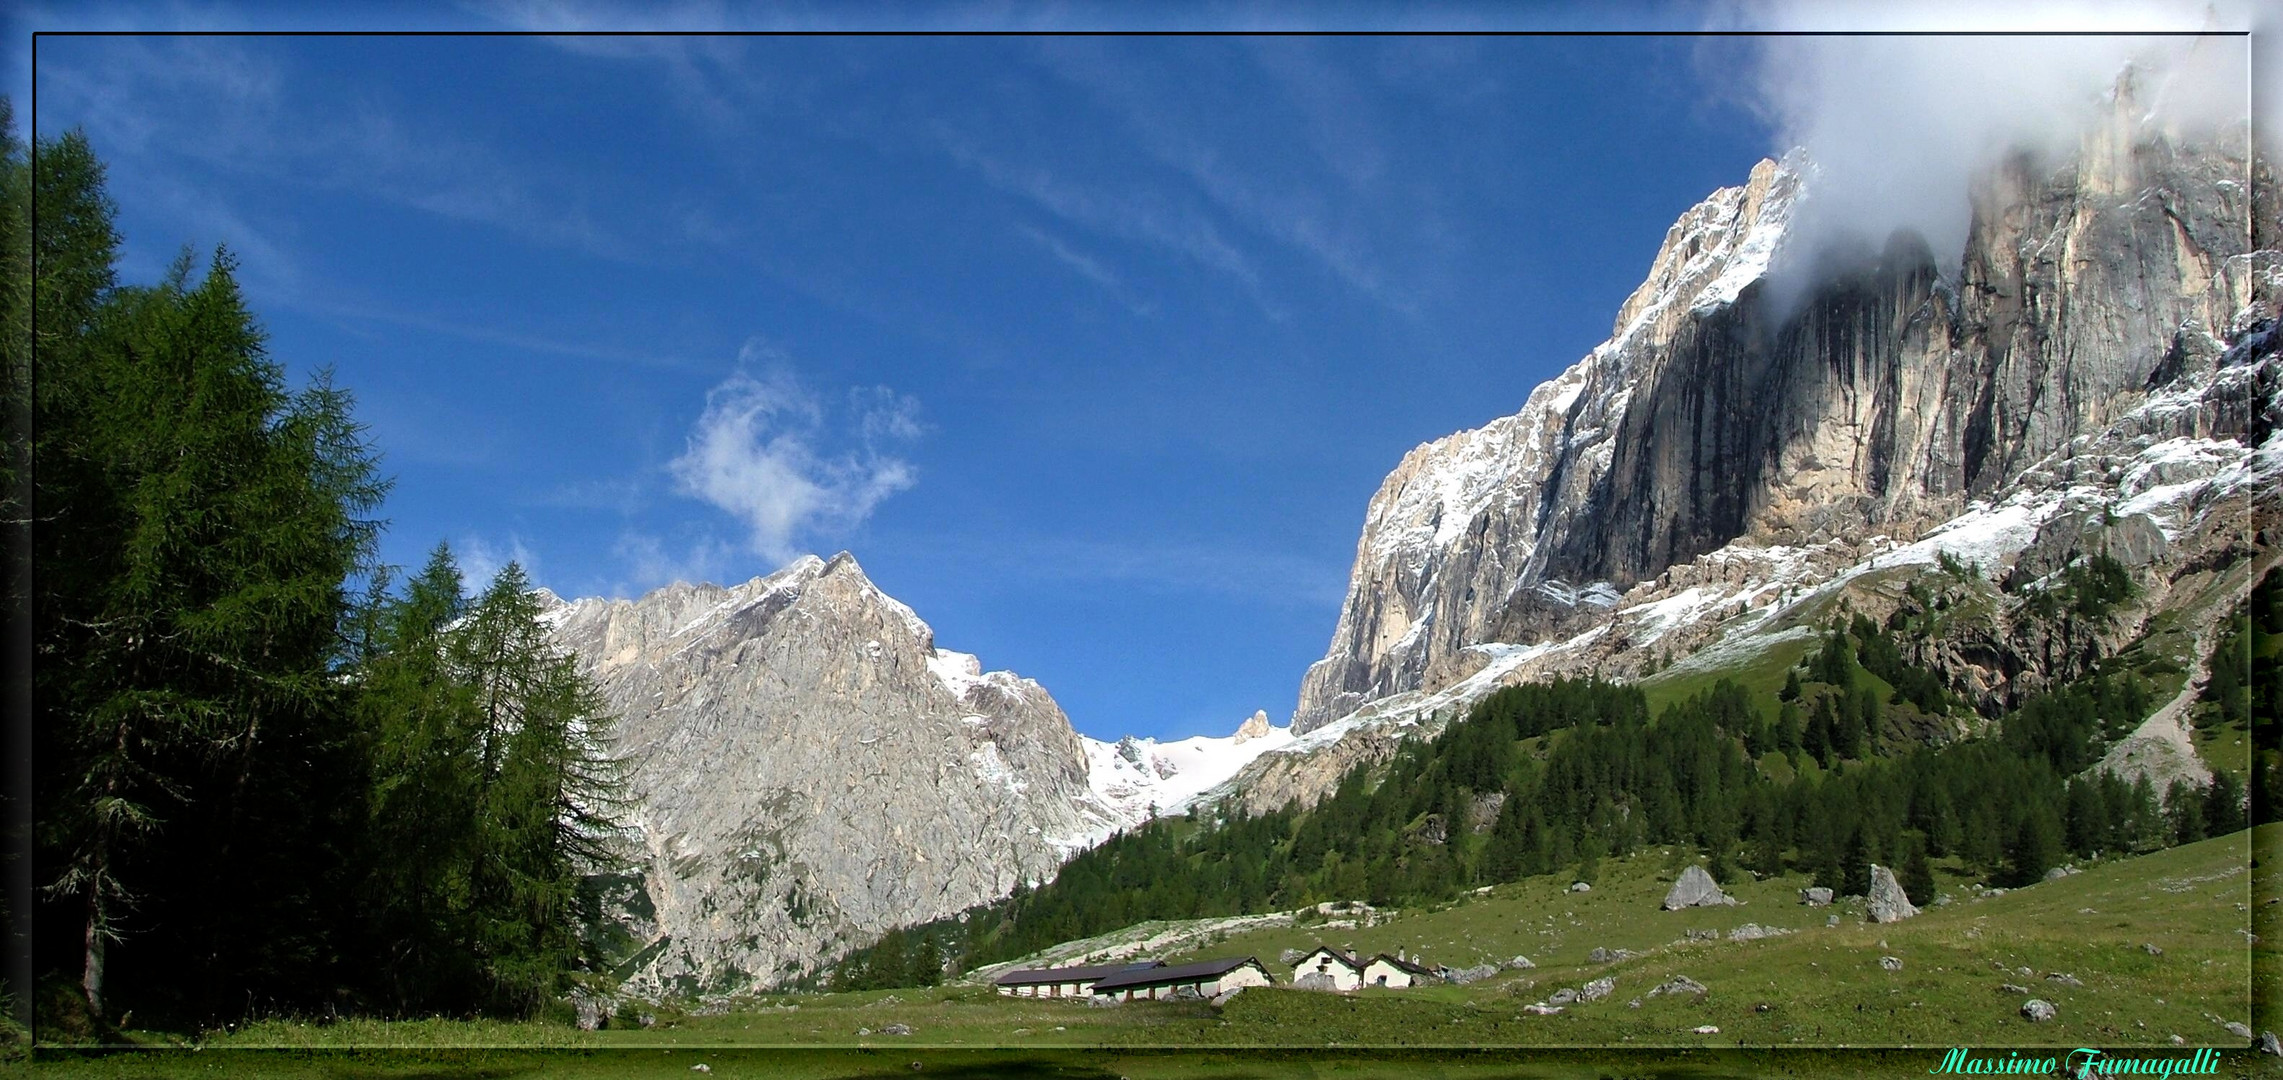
1841 827 1873 897
2006 810 2063 886
2127 775 2164 850
1777 701 1804 763
2064 779 2107 856
34 180 384 1023
1852 685 1880 757
914 936 943 988
0 100 30 1033
2203 771 2245 836
1805 695 1835 765
1899 834 1937 906
355 552 625 1015
2166 780 2207 846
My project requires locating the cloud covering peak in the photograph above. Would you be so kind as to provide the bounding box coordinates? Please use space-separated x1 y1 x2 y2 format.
1727 2 2252 283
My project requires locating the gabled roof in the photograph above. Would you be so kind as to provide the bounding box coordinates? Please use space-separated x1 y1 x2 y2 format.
1291 945 1365 971
1367 953 1439 978
995 960 1160 986
1090 956 1266 992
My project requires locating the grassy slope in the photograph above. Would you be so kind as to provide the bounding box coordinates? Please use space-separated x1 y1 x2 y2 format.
42 829 2257 1065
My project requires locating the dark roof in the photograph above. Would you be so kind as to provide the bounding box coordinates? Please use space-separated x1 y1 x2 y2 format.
1369 954 1439 978
1090 956 1266 992
995 961 1159 986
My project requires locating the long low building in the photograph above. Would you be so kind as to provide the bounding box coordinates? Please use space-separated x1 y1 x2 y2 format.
994 960 1162 997
1089 957 1273 1001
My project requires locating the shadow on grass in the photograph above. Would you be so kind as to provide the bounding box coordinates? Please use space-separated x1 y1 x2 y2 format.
39 1046 2239 1080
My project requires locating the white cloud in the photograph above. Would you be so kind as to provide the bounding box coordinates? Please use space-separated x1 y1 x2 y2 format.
459 533 541 591
668 352 920 567
1725 1 2251 288
608 530 738 595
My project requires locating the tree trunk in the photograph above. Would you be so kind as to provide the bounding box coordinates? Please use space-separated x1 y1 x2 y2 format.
82 880 105 1020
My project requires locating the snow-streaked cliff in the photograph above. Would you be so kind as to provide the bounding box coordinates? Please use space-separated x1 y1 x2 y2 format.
1079 711 1294 828
1295 77 2262 735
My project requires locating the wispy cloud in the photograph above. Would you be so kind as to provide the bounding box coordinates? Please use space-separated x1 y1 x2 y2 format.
667 345 922 566
523 475 650 514
1014 223 1154 315
607 530 739 595
458 533 541 591
1027 39 1415 313
297 294 705 371
929 530 1350 610
938 127 1268 301
32 33 653 277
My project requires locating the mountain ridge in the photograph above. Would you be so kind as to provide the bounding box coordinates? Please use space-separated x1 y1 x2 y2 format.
1292 82 2268 738
542 551 1286 994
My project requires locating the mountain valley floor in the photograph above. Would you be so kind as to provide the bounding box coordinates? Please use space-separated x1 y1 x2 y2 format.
24 825 2274 1078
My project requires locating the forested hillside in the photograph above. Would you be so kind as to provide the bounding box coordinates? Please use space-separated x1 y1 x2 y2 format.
835 569 2275 990
15 112 628 1034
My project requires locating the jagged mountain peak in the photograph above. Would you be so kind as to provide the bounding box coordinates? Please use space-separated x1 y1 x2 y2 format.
1293 128 2265 735
543 553 1114 996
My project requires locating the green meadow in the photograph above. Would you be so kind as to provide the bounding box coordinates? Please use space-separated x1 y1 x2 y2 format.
24 827 2269 1078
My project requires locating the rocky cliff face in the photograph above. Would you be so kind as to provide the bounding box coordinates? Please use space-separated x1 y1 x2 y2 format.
542 553 1115 996
1294 81 2267 734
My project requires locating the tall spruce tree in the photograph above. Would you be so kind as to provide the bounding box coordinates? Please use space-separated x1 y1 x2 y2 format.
1899 834 1937 906
355 552 626 1016
1 99 32 1035
32 120 385 1022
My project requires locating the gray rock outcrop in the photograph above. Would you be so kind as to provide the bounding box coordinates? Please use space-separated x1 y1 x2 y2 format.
1650 975 1707 998
1291 80 2266 735
1868 864 1920 923
1663 865 1738 910
571 990 606 1031
2022 1000 2058 1023
546 553 1110 996
1448 964 1499 985
1800 887 1834 907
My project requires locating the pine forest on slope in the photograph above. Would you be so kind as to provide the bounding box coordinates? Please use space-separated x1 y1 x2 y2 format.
829 567 2275 989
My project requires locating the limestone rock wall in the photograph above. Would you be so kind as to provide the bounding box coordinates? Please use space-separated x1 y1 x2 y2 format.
545 553 1104 996
1294 84 2260 733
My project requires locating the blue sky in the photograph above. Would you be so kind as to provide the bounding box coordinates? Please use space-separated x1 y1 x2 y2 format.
24 6 2250 742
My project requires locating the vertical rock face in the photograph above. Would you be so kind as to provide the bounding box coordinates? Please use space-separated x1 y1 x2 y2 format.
543 552 1109 996
1295 82 2262 733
